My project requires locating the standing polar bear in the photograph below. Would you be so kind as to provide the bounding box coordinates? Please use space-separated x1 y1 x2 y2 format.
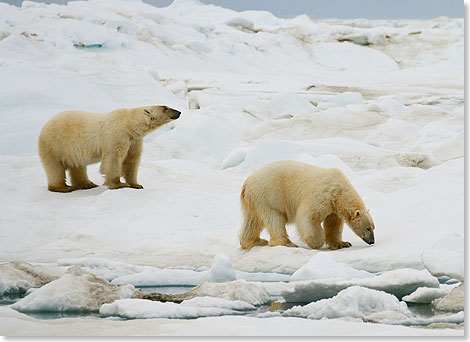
239 160 375 250
39 105 180 192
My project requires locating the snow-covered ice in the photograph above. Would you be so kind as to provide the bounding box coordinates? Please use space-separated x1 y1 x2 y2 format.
0 0 463 336
284 286 411 320
290 252 373 281
282 268 439 302
402 284 457 304
422 233 464 281
0 261 59 297
11 266 134 313
100 297 250 319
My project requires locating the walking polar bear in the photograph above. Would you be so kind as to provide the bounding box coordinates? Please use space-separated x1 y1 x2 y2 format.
39 105 180 192
239 160 375 250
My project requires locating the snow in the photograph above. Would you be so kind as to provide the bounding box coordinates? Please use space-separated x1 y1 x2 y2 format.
402 285 456 304
0 0 463 336
284 286 411 320
432 284 464 312
282 268 439 302
0 306 463 336
290 253 373 281
209 254 236 282
269 91 317 119
422 233 464 281
190 280 271 305
99 298 243 319
12 266 134 313
0 261 59 297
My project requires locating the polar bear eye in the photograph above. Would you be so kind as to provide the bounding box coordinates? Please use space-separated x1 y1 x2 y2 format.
144 109 151 115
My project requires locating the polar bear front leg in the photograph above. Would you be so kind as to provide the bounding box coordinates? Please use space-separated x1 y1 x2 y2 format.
324 213 351 250
295 209 325 249
122 140 144 189
101 142 131 190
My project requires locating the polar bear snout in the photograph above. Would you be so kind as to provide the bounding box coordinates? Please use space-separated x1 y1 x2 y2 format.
362 227 375 245
169 110 181 120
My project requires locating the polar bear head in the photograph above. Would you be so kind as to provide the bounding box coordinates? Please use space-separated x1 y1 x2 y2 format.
143 105 181 130
347 208 375 245
126 105 180 137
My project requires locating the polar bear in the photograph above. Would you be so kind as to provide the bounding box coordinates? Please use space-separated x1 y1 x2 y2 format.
38 105 180 192
239 160 375 250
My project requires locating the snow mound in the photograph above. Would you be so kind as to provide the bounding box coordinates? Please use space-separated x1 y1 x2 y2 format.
290 253 373 282
422 233 464 281
269 91 316 119
191 280 271 305
209 254 236 282
0 262 58 297
282 269 438 303
12 266 134 313
284 286 411 320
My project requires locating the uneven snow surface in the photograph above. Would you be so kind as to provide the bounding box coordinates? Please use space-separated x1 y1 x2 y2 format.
0 0 463 336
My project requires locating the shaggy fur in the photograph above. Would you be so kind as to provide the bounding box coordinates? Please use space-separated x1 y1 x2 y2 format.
38 105 180 192
239 160 375 250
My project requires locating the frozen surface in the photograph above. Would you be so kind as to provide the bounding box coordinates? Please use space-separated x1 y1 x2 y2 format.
282 269 439 302
402 285 456 304
190 280 271 306
0 262 58 296
432 283 464 312
0 0 463 336
0 306 463 336
100 298 243 319
284 286 411 320
422 233 464 280
290 253 373 281
12 266 134 312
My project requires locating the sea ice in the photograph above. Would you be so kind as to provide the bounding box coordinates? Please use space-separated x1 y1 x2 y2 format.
99 298 239 319
12 266 134 312
284 286 411 320
269 91 316 119
282 268 439 303
0 262 58 297
190 280 271 305
422 233 464 280
290 253 373 281
402 285 456 304
432 284 464 312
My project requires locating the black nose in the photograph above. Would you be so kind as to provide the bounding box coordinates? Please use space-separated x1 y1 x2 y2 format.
170 111 181 119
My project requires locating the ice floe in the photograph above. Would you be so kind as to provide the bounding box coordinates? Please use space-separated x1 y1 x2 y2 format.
282 268 439 302
284 286 411 320
12 266 134 313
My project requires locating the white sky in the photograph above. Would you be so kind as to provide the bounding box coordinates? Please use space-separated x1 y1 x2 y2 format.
1 0 464 19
